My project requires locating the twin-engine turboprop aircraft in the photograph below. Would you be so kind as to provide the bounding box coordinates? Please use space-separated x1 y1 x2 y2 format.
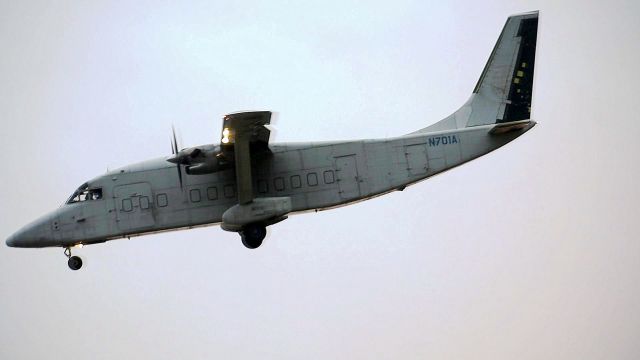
6 12 539 270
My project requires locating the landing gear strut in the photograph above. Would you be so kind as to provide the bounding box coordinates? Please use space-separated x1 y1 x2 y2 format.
240 224 267 249
64 247 83 270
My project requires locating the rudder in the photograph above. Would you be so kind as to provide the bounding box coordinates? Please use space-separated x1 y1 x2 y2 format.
472 11 538 125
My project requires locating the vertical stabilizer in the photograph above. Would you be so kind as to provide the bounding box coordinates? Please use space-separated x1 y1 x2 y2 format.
413 11 538 134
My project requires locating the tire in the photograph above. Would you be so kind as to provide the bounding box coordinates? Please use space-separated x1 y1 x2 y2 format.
68 256 83 270
240 224 266 249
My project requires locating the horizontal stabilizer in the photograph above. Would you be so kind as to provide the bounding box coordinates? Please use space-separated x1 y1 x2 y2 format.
489 119 534 135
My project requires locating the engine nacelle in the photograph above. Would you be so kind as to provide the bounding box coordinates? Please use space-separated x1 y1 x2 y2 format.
185 159 231 175
167 144 233 175
221 197 292 232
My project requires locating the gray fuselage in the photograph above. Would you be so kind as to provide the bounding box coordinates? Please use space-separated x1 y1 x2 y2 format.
6 123 533 248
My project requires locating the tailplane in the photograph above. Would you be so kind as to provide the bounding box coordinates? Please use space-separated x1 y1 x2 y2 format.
413 11 539 133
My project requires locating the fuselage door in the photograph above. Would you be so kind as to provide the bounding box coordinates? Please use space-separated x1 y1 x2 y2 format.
335 155 361 200
405 144 428 176
113 182 155 233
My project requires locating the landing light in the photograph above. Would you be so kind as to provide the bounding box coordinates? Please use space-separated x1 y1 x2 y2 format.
74 244 83 248
222 127 232 144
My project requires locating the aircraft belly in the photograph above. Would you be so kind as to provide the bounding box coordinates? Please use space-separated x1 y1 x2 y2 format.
185 204 228 226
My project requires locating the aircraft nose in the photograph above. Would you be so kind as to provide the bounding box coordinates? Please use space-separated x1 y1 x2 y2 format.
6 227 30 248
5 232 18 247
5 216 57 248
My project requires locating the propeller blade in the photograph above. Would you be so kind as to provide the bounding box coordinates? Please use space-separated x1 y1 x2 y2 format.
171 125 179 155
170 125 184 189
176 163 183 189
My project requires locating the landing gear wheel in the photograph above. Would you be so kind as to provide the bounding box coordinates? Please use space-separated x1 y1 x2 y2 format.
240 224 267 249
68 256 83 270
64 247 83 270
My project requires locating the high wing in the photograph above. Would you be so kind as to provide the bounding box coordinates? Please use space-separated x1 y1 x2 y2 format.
168 110 290 232
167 111 273 203
220 111 272 153
218 111 291 234
220 111 273 204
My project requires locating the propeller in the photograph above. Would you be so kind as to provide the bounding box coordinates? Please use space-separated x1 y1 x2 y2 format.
170 126 184 189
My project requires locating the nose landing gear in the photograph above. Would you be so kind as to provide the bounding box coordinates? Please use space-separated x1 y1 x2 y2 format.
64 247 83 270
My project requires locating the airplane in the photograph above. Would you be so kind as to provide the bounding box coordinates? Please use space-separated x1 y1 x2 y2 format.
5 11 539 270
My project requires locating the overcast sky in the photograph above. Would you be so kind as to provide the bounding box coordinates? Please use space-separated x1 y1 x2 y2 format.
1 0 639 359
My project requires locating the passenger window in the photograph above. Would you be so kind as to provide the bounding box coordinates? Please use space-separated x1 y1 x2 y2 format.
190 189 201 202
323 170 335 184
122 198 133 212
291 175 302 189
224 185 235 198
307 173 318 186
157 193 168 207
274 177 285 191
140 196 150 209
207 187 218 200
258 180 268 194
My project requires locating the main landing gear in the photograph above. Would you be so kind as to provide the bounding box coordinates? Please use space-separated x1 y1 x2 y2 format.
64 247 83 270
240 224 267 249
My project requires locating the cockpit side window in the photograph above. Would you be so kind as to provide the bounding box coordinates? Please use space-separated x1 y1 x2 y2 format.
88 188 103 200
66 184 103 204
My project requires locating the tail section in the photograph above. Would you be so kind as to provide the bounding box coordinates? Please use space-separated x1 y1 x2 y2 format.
413 11 539 133
472 11 538 125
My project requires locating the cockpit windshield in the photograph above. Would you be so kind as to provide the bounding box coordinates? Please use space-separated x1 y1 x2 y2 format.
66 183 103 204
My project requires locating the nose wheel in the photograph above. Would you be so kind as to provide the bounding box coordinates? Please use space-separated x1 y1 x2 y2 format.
64 247 83 270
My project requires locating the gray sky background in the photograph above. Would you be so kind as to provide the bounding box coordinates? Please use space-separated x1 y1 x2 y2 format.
1 0 639 359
